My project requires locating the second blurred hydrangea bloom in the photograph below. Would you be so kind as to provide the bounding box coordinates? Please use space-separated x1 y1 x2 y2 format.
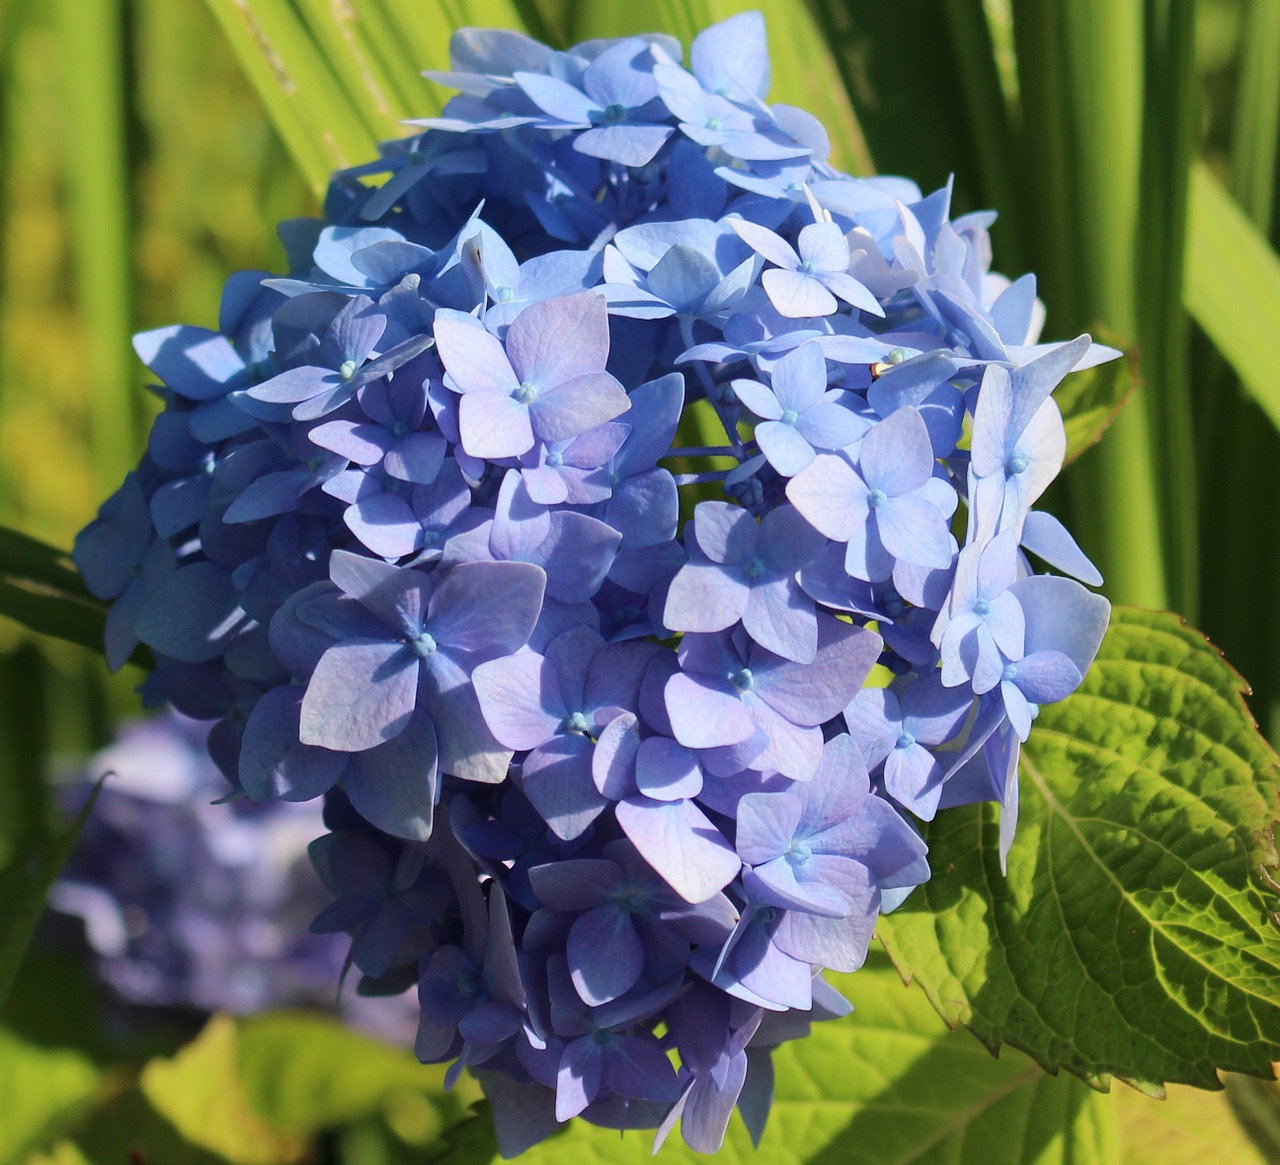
74 10 1113 1155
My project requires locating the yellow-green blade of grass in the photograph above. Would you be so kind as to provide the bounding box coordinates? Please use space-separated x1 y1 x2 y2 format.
1011 0 1166 611
1135 0 1198 618
201 0 381 195
1185 160 1280 433
1230 0 1280 231
292 0 428 139
379 0 531 114
55 0 137 499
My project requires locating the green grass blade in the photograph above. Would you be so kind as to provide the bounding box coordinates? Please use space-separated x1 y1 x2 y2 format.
1011 0 1166 611
1135 0 1198 618
55 0 137 500
937 0 1023 261
200 0 381 194
292 0 426 138
376 0 529 113
0 528 89 600
811 2 990 199
1230 0 1280 232
0 775 105 1008
1184 160 1280 431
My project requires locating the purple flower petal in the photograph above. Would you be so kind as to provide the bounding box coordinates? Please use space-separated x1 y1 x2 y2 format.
568 906 643 1005
299 639 418 752
615 796 740 903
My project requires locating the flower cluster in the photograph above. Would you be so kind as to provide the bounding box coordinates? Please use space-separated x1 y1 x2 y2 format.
50 712 342 1014
50 711 419 1041
74 13 1112 1154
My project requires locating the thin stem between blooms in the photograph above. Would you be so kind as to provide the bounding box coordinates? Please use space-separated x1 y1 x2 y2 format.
666 446 740 458
678 315 746 456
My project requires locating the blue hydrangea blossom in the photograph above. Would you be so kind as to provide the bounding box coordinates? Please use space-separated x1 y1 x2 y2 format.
75 12 1116 1156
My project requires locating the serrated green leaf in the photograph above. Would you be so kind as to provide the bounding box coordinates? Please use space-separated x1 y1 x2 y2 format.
140 1015 305 1164
879 607 1280 1089
1057 351 1135 465
0 1028 100 1165
1185 161 1280 435
447 957 1117 1165
0 778 104 1008
235 1009 477 1137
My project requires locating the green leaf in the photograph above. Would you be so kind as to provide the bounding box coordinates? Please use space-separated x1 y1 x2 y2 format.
0 1028 100 1165
0 778 104 1008
879 606 1280 1089
140 1014 304 1164
0 580 111 657
0 527 89 599
1184 161 1280 434
235 1009 477 1138
1056 349 1135 465
448 957 1118 1165
0 526 151 666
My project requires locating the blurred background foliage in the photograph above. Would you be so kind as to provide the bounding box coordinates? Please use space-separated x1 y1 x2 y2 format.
1 0 1279 1162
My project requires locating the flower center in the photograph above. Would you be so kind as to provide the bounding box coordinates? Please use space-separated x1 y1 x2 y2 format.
780 409 799 425
867 488 888 510
339 359 358 381
561 711 592 735
785 841 812 866
545 450 564 467
730 667 754 693
743 557 765 580
896 732 916 750
495 285 515 303
1007 452 1029 475
410 632 438 658
515 381 538 404
602 103 627 124
1001 663 1019 683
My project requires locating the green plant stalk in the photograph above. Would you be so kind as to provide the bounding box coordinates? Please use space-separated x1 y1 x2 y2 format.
938 0 1024 271
1011 0 1167 610
56 0 137 500
1136 0 1197 619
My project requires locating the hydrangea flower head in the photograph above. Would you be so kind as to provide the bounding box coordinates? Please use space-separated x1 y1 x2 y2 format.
77 11 1114 1155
